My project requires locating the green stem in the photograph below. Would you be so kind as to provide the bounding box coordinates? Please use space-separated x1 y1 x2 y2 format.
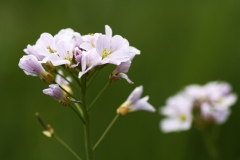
93 114 119 151
80 75 94 160
87 69 100 88
55 71 81 92
88 81 111 111
71 72 82 88
203 129 219 160
55 81 79 101
87 65 106 88
69 104 85 125
53 134 82 160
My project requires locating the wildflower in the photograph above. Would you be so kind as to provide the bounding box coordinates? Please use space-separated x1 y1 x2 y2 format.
46 41 74 68
109 61 133 84
117 86 155 115
160 81 237 133
23 44 45 61
160 94 193 133
18 55 54 83
201 103 230 125
55 28 83 47
78 49 102 78
43 84 70 106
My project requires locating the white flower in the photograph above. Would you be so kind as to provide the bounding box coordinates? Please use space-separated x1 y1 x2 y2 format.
204 81 237 110
78 49 102 78
160 94 193 133
201 103 230 124
109 61 133 84
117 86 155 115
46 41 74 67
185 81 237 110
43 84 70 106
18 55 54 83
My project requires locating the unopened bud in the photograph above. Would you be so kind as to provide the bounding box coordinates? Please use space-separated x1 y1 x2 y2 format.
45 61 56 72
40 71 54 84
59 96 71 106
109 70 121 82
117 106 129 116
43 125 54 138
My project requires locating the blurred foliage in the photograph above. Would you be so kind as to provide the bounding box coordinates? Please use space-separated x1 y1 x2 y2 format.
1 0 240 159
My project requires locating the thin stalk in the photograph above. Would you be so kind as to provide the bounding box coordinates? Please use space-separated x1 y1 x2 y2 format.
71 72 82 88
55 71 81 92
56 82 79 101
93 114 119 151
88 81 111 111
53 134 82 160
80 75 94 160
87 65 106 88
203 129 219 160
74 103 84 117
87 69 100 88
69 104 85 125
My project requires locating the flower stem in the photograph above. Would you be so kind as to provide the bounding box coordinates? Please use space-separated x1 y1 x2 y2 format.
88 81 111 111
69 104 85 125
53 134 82 160
55 71 81 92
80 75 94 160
203 129 219 160
93 114 119 151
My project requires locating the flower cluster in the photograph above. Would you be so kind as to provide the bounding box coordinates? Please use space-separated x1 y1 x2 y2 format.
19 25 140 85
117 86 155 115
18 25 143 106
18 25 155 114
160 81 237 133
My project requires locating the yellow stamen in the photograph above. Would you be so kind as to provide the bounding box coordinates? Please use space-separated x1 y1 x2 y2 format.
102 48 112 59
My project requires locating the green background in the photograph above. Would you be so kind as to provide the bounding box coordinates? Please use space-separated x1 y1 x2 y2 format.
1 0 240 159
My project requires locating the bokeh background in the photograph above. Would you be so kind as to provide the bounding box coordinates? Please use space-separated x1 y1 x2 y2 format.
1 0 240 159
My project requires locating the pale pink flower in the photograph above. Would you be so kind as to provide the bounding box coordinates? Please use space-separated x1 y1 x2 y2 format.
117 86 155 115
43 84 70 106
18 55 54 83
109 61 133 84
160 94 193 133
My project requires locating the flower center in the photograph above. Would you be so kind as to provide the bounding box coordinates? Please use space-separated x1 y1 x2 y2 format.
178 114 187 122
46 46 56 53
102 48 112 59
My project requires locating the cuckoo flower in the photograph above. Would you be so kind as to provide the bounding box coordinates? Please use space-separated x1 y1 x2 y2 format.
78 49 102 78
201 103 230 124
43 84 70 106
33 33 57 59
185 82 237 110
160 94 193 133
109 61 133 84
55 28 83 48
96 33 130 65
47 41 75 68
117 86 155 115
18 55 54 83
203 81 237 110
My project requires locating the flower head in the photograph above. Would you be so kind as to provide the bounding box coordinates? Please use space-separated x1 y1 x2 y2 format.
117 86 155 115
18 55 54 83
160 94 193 133
109 60 133 84
43 84 70 106
160 81 237 133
